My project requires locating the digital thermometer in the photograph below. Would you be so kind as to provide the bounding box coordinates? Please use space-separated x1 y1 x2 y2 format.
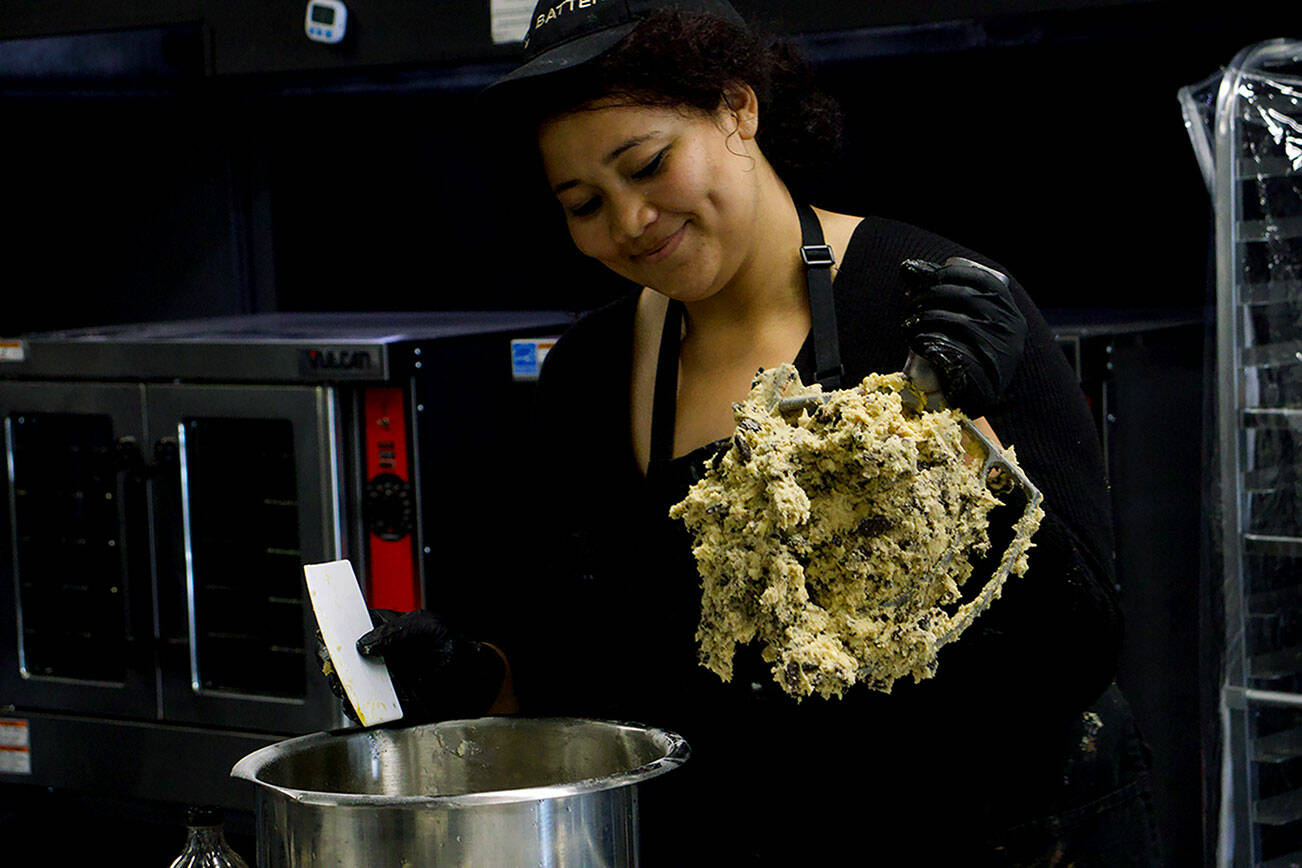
305 0 347 44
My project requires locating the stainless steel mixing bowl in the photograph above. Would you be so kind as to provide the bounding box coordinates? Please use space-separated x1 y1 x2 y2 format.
231 716 689 867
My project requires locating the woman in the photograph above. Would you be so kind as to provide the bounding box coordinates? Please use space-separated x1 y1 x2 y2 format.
347 0 1159 862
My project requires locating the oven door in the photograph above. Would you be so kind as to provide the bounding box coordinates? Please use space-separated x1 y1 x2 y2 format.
0 382 158 719
148 384 343 733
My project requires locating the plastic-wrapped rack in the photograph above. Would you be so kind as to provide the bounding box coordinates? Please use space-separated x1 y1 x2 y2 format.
1181 38 1302 868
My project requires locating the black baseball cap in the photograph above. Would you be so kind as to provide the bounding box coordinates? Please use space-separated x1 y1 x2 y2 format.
489 0 746 90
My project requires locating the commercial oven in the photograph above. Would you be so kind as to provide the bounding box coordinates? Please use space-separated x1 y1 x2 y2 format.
0 311 573 810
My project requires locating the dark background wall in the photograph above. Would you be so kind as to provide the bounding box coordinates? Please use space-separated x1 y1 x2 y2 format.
1 0 1294 336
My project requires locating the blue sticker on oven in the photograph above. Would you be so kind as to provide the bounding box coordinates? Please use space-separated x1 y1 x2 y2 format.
511 338 557 381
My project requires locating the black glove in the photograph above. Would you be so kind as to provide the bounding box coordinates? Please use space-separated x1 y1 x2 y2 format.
900 257 1027 418
355 609 506 725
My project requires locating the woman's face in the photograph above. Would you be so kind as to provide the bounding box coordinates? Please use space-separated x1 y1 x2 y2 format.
537 97 762 302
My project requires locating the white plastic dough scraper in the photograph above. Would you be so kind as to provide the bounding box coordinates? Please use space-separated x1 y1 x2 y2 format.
304 559 404 727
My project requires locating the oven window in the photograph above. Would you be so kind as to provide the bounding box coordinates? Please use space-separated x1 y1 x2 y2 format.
8 412 128 683
181 417 306 699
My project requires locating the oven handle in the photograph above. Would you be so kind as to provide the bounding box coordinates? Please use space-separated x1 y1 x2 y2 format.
111 436 154 653
170 427 203 694
146 434 191 688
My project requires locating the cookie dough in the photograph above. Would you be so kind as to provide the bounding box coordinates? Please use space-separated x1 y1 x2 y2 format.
669 364 1044 700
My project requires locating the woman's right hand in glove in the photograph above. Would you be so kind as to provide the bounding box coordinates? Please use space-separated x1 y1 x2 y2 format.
899 256 1027 418
317 608 508 726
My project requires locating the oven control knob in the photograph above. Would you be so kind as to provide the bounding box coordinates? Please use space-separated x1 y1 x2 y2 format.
365 473 413 541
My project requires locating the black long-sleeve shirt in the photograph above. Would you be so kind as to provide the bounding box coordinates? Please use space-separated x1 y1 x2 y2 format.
506 215 1123 863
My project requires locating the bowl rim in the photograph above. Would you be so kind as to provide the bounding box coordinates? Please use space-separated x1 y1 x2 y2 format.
230 715 691 808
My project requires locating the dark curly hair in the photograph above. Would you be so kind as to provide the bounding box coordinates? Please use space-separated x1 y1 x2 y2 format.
498 10 844 198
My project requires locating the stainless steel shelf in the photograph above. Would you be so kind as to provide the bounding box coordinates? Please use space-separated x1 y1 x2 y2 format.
1243 342 1302 369
1246 466 1296 489
1256 788 1302 826
1245 534 1302 558
1254 727 1302 763
1239 156 1298 181
1237 217 1302 244
1250 646 1302 681
1249 586 1302 614
1260 849 1302 868
1245 281 1302 306
1244 410 1302 432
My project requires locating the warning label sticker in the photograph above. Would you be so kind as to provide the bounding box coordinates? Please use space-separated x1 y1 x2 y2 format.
0 719 31 774
0 340 25 363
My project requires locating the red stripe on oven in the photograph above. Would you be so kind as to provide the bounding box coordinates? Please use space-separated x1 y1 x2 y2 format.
363 386 420 612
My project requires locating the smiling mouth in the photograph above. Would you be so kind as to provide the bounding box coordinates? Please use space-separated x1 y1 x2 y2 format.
638 223 687 263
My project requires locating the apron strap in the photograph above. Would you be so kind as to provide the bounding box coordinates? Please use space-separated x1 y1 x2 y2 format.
796 202 843 390
649 204 845 468
650 299 685 469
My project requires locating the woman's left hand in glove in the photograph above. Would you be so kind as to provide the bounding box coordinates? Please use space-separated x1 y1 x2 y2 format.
354 608 508 725
900 256 1028 418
